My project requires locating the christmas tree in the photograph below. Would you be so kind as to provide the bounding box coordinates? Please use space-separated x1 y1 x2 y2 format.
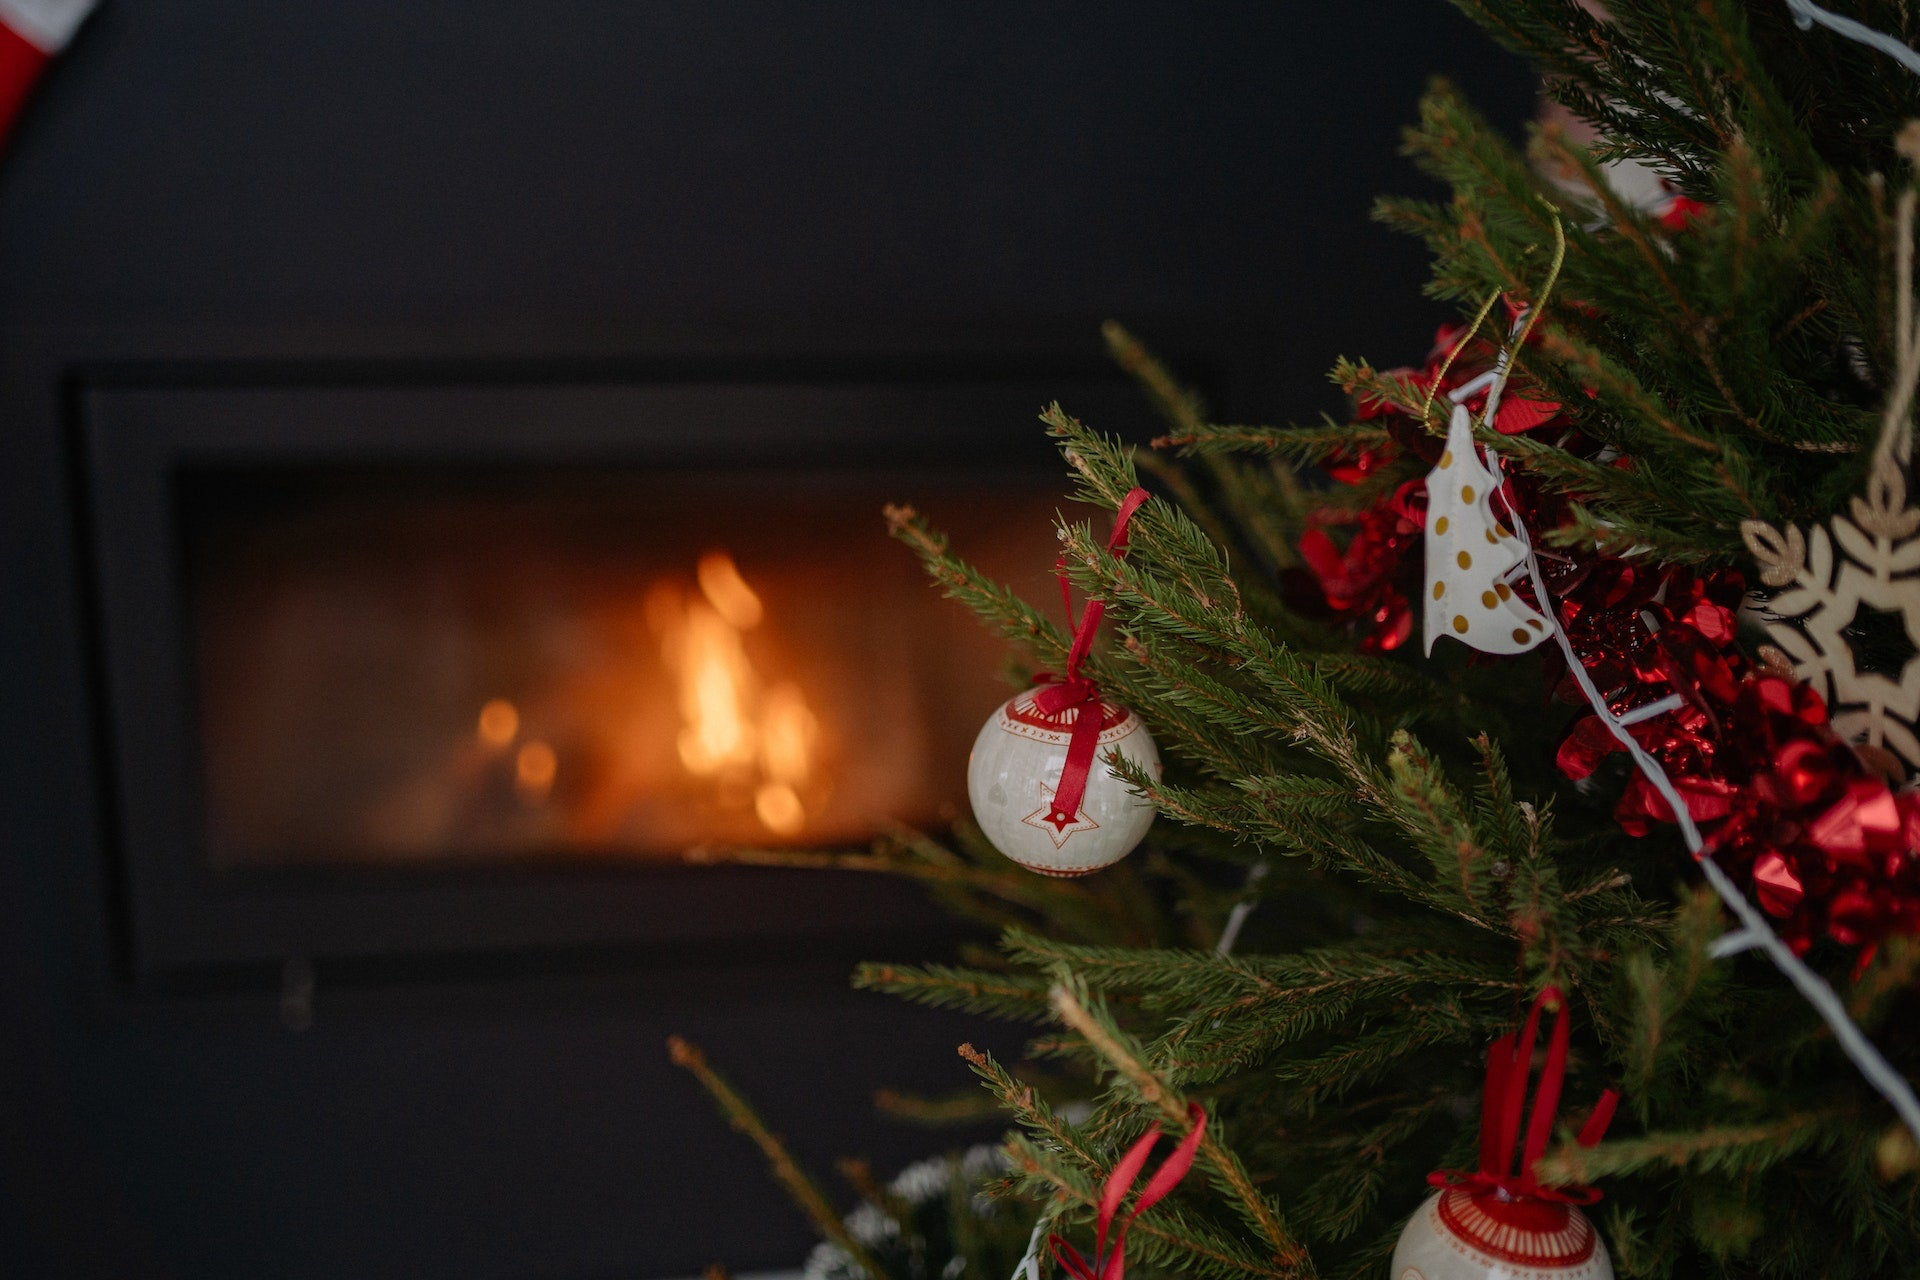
675 3 1920 1277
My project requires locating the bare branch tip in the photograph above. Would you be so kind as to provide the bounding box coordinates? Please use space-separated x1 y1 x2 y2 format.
667 1035 702 1068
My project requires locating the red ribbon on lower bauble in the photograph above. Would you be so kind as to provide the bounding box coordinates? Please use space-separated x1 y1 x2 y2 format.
1393 987 1620 1280
1429 985 1617 1203
1048 1103 1205 1280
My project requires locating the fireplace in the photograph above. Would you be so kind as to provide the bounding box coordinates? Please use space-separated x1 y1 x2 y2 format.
79 370 1147 981
185 467 1048 866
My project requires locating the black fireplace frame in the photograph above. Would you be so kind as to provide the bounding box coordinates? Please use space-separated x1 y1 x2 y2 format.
62 341 1161 987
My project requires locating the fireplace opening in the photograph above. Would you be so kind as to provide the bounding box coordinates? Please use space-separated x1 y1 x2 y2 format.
82 374 1148 976
182 464 1059 872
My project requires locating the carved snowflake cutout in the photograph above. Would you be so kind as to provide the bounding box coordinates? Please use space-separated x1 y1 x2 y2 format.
1743 449 1920 775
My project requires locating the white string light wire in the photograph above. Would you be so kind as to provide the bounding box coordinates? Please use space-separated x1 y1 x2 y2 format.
1469 316 1920 1141
1784 0 1920 78
1214 860 1271 957
1009 1212 1050 1280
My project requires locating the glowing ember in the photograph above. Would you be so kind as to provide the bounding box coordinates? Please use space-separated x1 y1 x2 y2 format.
477 697 520 748
754 783 805 835
516 739 557 799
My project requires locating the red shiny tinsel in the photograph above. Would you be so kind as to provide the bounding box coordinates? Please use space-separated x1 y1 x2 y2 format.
1553 566 1920 954
1310 284 1920 952
1293 318 1570 650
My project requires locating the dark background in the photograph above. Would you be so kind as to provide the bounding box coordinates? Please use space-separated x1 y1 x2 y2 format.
0 4 1531 1278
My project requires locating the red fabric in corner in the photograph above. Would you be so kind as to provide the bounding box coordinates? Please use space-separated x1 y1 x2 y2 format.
0 20 50 150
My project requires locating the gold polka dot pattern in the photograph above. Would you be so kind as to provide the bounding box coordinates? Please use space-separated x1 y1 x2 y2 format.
1421 403 1553 657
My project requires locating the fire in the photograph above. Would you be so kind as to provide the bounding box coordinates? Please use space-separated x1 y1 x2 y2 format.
672 604 758 775
655 551 819 836
758 683 818 785
696 549 765 629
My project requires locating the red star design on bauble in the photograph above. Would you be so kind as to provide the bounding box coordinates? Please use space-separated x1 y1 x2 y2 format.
1021 781 1101 847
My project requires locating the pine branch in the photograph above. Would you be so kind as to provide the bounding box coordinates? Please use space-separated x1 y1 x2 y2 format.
668 1037 896 1280
962 1052 1302 1280
885 502 1070 665
853 961 1059 1023
684 842 1102 914
956 1042 1103 1173
1291 1090 1450 1245
1000 1138 1301 1280
1158 417 1398 464
1048 982 1311 1271
872 1085 1011 1126
1539 1113 1836 1181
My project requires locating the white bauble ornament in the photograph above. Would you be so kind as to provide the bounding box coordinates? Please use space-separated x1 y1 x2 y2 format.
966 688 1160 876
1390 1188 1612 1280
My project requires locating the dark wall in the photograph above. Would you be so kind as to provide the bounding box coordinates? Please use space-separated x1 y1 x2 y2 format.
0 5 1533 1278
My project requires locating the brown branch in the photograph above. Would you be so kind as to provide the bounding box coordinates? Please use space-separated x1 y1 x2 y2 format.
668 1036 896 1280
957 1043 1104 1172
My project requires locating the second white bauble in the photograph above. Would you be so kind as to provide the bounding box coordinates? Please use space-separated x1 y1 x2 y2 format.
966 687 1160 876
1389 1188 1613 1280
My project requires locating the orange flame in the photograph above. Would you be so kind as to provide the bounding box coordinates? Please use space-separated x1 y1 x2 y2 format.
657 552 818 835
759 683 818 784
672 603 758 776
697 549 765 630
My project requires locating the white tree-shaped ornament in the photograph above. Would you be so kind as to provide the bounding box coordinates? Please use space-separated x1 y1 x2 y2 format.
1424 404 1554 656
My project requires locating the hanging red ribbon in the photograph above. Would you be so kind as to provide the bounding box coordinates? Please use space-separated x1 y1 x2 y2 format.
1030 487 1152 832
1429 986 1618 1205
1049 1103 1205 1280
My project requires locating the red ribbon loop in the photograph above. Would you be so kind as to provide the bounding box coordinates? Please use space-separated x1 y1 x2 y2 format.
1030 487 1151 831
1428 986 1617 1206
1049 1103 1205 1280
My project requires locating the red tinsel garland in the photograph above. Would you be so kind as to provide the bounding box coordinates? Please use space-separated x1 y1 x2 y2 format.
1292 317 1561 651
1296 308 1920 955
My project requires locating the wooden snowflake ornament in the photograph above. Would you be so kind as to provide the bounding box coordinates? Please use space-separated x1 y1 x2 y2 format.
1743 440 1920 776
1424 404 1554 656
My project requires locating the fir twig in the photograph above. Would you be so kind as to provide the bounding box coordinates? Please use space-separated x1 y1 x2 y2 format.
668 1036 896 1280
1048 983 1311 1271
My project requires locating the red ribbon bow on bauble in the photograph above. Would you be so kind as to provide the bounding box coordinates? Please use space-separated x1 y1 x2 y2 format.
1429 986 1619 1205
1049 1102 1205 1280
1031 486 1151 832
